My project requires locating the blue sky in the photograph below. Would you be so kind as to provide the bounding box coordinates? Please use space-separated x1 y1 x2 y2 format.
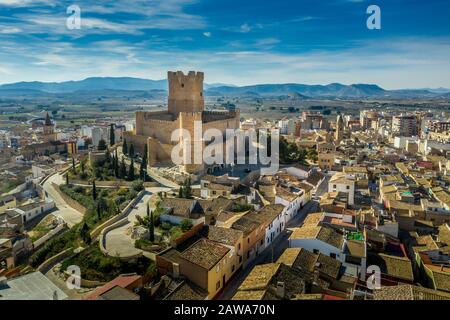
0 0 449 89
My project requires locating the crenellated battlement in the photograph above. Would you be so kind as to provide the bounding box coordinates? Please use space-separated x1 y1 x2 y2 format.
168 71 204 84
168 70 205 116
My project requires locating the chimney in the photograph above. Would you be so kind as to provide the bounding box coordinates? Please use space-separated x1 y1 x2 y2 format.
276 281 285 299
173 262 180 278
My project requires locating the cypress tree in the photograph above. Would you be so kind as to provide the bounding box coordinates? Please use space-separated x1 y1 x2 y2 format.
120 157 127 178
92 179 97 201
129 144 135 158
149 204 155 242
97 200 101 220
98 139 107 151
109 123 115 146
123 139 128 155
114 151 119 178
128 158 135 181
66 173 69 185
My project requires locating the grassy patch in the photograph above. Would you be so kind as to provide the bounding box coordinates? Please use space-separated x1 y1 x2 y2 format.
28 215 57 242
61 245 155 282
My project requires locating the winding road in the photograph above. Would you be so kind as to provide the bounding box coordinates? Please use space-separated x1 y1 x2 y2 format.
42 173 84 227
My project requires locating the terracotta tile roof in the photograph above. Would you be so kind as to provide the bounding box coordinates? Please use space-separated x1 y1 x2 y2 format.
231 215 261 236
238 263 281 291
180 238 230 270
160 198 196 218
232 290 268 300
204 225 243 246
165 280 208 300
85 274 141 300
369 253 414 282
374 284 450 300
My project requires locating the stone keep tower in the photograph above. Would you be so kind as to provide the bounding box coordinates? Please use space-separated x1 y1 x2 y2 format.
168 71 204 117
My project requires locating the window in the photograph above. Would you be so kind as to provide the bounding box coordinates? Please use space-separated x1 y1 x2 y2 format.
232 265 235 272
333 185 337 189
238 243 241 250
330 253 337 259
346 186 350 190
260 239 263 245
181 83 185 88
247 238 250 243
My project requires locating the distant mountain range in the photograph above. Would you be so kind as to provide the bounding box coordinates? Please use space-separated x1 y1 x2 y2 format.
0 77 448 99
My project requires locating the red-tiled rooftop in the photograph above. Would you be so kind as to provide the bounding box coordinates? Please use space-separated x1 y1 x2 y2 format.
85 274 141 300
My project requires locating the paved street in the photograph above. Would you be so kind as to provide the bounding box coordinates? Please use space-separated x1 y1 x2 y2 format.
42 173 84 227
103 187 171 259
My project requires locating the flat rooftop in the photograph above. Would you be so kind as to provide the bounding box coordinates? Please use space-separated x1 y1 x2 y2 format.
0 271 68 300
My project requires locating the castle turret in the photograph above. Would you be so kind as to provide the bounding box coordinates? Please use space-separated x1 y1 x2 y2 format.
168 71 204 117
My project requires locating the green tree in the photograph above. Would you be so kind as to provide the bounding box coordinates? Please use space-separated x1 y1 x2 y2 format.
66 173 69 185
180 219 193 232
178 187 184 198
72 157 76 173
92 179 97 201
128 158 135 181
140 144 148 180
120 157 127 178
123 139 128 155
114 151 119 178
105 149 111 164
109 123 115 146
148 203 155 242
184 178 192 198
98 139 107 151
80 221 91 245
129 143 135 158
80 159 85 174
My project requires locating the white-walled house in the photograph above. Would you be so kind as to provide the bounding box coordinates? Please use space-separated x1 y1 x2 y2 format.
328 172 356 205
246 204 285 253
275 185 310 223
7 198 55 223
289 225 367 278
289 225 345 260
285 165 312 180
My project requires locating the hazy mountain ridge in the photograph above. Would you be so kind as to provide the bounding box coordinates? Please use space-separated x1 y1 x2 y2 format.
0 77 447 99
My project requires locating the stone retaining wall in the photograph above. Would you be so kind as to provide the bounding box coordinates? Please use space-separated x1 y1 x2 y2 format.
52 182 87 214
90 190 145 240
37 247 74 274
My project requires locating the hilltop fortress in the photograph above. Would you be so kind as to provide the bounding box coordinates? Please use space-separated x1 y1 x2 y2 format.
123 71 240 174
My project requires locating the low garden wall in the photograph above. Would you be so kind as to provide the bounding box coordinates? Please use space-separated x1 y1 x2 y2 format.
69 179 159 188
90 190 146 240
33 223 68 251
37 247 74 274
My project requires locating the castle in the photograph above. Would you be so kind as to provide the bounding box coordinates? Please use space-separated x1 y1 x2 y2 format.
123 71 240 174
